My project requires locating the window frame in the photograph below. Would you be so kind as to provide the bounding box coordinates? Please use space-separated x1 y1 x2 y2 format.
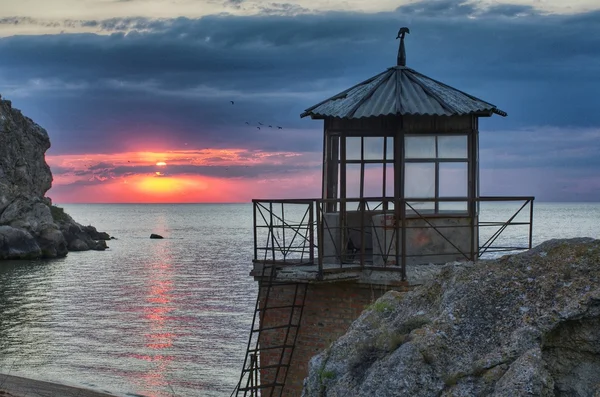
403 133 470 215
340 135 395 201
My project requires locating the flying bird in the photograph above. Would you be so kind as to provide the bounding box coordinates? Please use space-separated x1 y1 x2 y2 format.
245 121 250 125
257 126 261 130
258 122 263 125
277 126 283 129
268 125 273 128
230 101 234 105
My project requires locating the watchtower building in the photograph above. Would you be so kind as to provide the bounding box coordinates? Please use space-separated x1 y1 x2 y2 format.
234 28 534 397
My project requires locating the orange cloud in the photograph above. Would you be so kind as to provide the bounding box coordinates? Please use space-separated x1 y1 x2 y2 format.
45 149 321 203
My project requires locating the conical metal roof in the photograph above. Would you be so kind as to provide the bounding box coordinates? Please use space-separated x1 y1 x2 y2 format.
301 28 506 120
301 66 506 119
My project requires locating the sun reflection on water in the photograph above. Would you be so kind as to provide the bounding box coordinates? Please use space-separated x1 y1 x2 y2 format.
130 232 179 396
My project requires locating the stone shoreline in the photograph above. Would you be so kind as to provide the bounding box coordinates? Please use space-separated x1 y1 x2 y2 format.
0 373 122 397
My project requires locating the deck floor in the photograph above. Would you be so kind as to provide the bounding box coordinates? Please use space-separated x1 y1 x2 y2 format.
251 259 468 286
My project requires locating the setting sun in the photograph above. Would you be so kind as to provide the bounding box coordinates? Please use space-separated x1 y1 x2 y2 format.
156 161 167 166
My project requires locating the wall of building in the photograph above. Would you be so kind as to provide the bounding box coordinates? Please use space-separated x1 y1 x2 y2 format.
257 280 410 397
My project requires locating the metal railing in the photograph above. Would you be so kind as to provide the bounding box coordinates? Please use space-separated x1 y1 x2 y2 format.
253 196 534 281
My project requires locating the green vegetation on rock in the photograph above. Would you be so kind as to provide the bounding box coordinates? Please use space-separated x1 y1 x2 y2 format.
50 205 70 223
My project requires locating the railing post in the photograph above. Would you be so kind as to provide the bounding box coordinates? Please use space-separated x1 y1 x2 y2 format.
281 202 286 262
269 202 275 262
317 200 324 280
253 201 258 262
360 198 365 268
400 199 406 281
529 199 534 249
339 198 346 266
470 197 476 261
309 201 314 264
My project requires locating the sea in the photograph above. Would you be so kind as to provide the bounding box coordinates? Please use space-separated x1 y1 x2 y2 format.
0 202 599 397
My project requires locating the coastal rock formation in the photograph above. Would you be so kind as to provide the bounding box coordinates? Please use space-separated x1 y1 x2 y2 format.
0 94 110 260
303 238 600 397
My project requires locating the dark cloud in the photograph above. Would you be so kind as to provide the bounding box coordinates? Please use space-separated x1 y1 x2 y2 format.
52 162 320 184
395 0 538 18
0 16 168 33
224 0 245 9
0 1 599 202
480 127 600 169
479 4 537 18
88 162 116 171
258 3 311 15
395 0 478 18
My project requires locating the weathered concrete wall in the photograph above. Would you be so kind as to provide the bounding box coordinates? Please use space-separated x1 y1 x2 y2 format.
323 212 476 269
372 215 476 266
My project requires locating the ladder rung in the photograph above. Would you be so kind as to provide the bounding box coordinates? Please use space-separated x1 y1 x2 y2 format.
238 382 285 391
241 363 290 373
252 324 299 332
258 363 290 370
259 304 304 311
264 281 308 287
247 344 294 353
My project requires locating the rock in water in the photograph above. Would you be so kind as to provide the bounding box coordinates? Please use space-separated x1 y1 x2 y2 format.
150 234 164 239
0 94 110 259
302 238 600 397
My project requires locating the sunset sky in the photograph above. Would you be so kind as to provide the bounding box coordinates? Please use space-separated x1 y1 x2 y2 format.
1 0 599 203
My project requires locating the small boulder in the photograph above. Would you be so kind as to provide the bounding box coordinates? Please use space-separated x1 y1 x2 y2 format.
83 225 111 240
37 226 68 258
69 238 89 251
150 233 164 239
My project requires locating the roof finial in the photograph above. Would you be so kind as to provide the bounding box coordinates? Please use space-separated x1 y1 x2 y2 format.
396 27 410 66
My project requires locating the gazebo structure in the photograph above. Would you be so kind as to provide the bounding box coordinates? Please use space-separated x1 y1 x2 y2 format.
234 28 534 397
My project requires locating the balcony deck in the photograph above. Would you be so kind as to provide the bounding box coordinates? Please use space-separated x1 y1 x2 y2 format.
252 196 534 284
250 260 463 287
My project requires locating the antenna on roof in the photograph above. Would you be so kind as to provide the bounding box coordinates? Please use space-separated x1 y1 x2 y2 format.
396 27 410 66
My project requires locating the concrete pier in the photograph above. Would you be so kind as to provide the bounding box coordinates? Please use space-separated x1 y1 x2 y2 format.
0 373 121 397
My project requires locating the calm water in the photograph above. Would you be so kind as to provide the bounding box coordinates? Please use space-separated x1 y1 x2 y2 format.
0 202 599 396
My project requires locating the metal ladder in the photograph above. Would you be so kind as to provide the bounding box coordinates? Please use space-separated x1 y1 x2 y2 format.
232 263 308 397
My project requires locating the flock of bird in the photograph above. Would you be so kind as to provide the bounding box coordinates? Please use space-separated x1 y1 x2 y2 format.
230 100 284 130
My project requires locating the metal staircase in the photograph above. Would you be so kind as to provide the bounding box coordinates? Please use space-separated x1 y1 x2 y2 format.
232 263 308 397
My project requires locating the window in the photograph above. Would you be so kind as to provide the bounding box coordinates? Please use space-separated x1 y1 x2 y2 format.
342 136 394 200
404 134 469 214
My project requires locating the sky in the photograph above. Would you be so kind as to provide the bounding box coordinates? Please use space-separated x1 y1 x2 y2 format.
0 0 599 203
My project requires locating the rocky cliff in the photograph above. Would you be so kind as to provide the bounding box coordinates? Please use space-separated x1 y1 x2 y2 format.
0 95 109 260
303 238 600 397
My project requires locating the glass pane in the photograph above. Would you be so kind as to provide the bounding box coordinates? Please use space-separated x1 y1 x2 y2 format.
346 137 362 161
405 163 435 198
345 163 361 198
439 162 468 197
406 201 435 213
385 137 394 161
385 164 394 197
363 163 383 198
405 136 435 159
337 164 341 200
363 137 384 160
366 201 384 211
439 201 468 214
438 136 468 159
387 201 395 211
